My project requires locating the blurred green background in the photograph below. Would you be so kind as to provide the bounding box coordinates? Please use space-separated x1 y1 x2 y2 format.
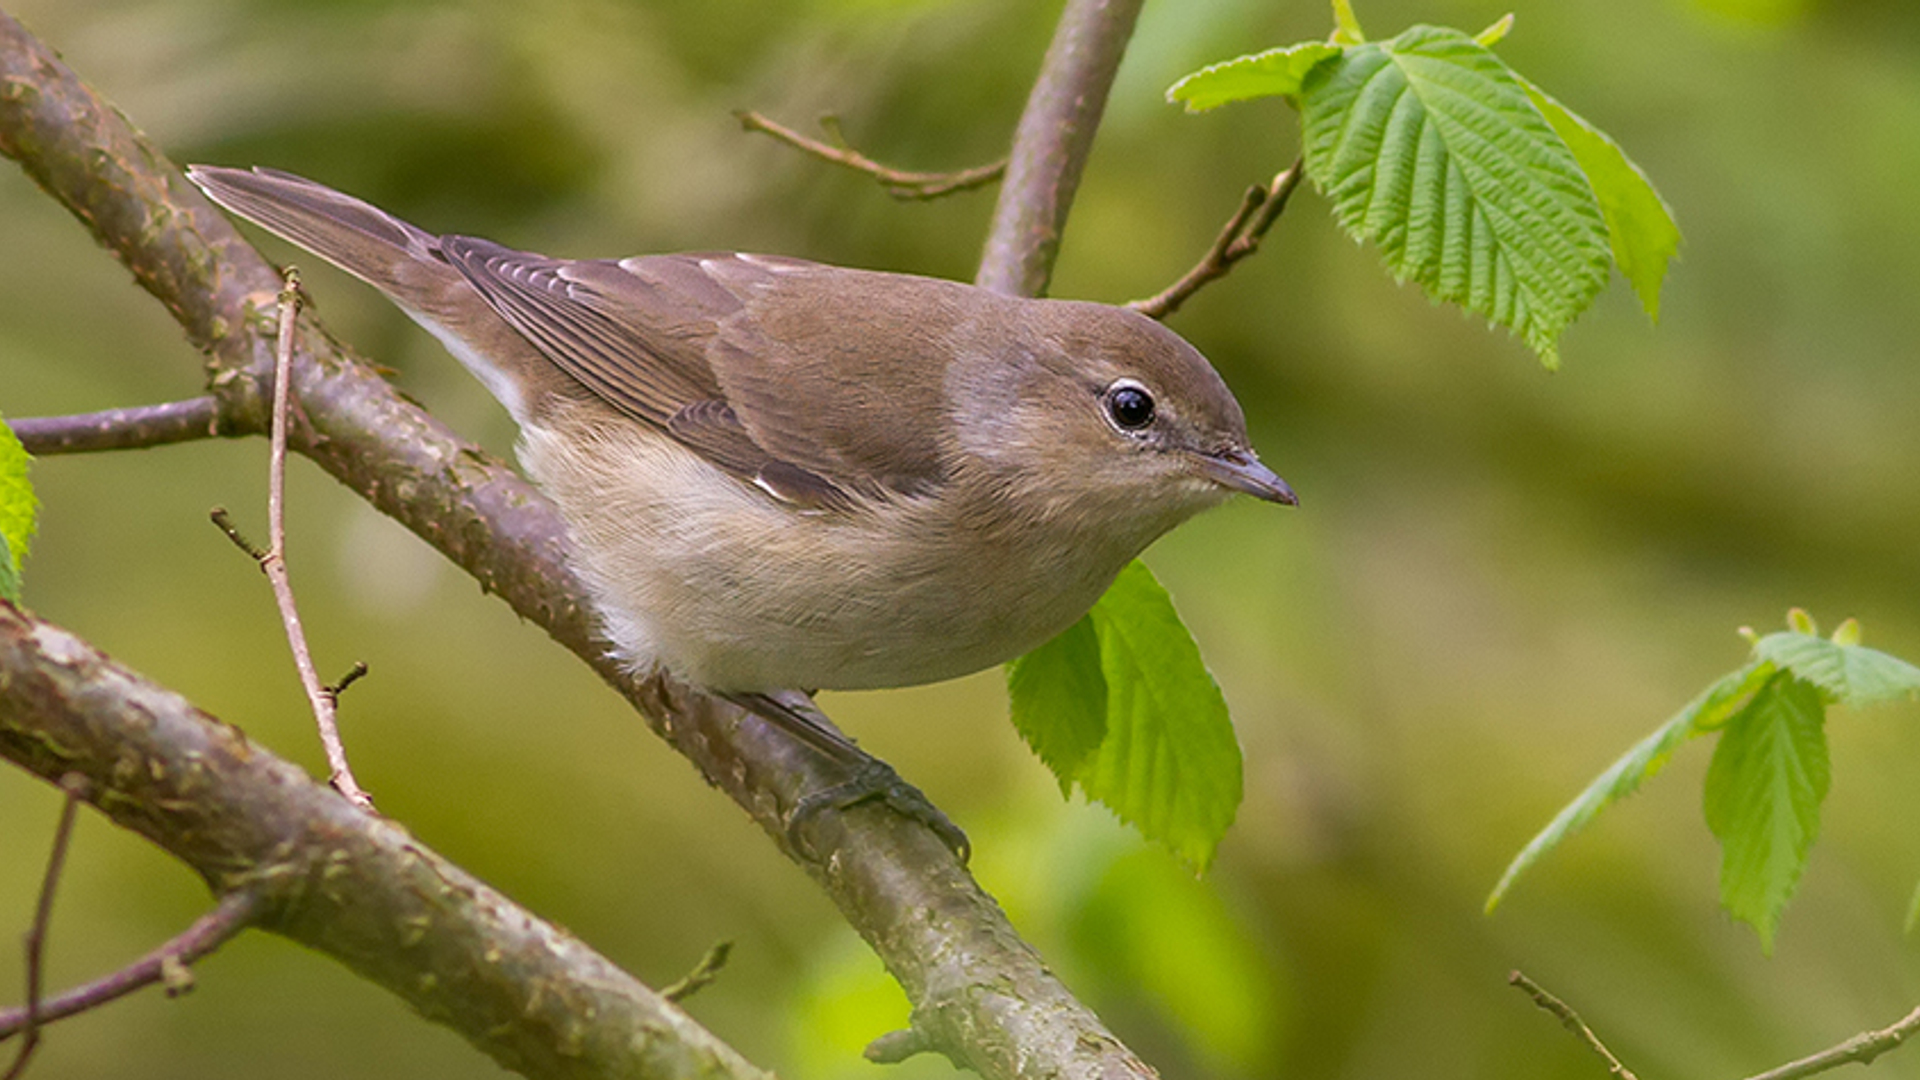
5 0 1920 1077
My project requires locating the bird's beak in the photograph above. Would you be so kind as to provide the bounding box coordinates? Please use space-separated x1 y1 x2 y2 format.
1195 448 1297 505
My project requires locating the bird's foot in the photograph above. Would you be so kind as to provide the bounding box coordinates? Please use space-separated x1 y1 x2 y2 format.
787 756 971 865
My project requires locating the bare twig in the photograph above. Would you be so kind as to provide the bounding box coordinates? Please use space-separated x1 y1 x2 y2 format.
1129 159 1304 319
976 0 1147 297
1510 970 1640 1080
9 397 224 455
0 891 259 1041
3 773 85 1080
1743 1004 1920 1080
659 941 733 1003
736 111 1004 200
255 273 369 806
325 660 370 703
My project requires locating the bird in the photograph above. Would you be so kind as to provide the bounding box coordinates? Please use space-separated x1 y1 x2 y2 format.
188 165 1295 854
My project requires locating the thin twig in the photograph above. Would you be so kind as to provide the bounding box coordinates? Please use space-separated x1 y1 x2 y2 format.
1743 1004 1920 1080
257 273 369 806
735 110 1004 200
8 397 224 455
325 661 370 703
1129 159 1303 319
660 941 732 1003
1509 970 1640 1080
0 891 259 1041
3 774 86 1080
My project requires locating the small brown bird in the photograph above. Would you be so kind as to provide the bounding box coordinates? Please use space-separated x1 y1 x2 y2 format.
189 165 1294 848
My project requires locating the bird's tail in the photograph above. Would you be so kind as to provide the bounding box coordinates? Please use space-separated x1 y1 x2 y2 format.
187 165 458 311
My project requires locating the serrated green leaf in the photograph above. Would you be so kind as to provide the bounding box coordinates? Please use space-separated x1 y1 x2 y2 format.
1080 561 1243 872
1753 629 1920 706
1488 659 1774 910
0 532 16 603
1702 675 1829 952
1299 25 1610 368
1167 42 1342 112
1517 76 1680 322
1008 614 1108 794
0 416 36 595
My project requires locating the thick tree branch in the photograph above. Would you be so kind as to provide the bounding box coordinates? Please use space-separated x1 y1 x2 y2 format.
0 602 769 1080
735 110 1005 200
975 0 1146 297
0 10 1154 1079
9 397 225 454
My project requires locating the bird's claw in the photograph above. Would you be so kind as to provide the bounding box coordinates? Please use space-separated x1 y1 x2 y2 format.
786 756 971 864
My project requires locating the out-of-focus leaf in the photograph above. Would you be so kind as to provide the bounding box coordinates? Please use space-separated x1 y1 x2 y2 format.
1702 675 1829 952
1299 25 1610 367
1754 629 1920 706
1080 561 1243 872
1518 75 1681 321
1166 42 1341 112
0 416 35 601
1008 614 1108 794
1487 659 1774 910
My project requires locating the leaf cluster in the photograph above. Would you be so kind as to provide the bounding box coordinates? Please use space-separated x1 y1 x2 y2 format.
1489 610 1920 951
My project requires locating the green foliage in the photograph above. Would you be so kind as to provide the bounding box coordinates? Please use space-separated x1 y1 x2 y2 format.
1302 25 1609 368
1165 7 1681 367
1166 43 1340 112
1518 76 1680 321
0 416 35 602
1008 561 1243 871
1702 674 1828 952
1491 611 1920 949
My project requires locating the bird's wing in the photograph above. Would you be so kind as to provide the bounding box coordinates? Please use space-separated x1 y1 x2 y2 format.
441 240 953 507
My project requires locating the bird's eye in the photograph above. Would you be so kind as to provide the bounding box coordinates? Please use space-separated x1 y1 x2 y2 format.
1105 381 1155 431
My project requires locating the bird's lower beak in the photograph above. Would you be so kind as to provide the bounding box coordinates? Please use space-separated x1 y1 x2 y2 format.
1196 448 1297 505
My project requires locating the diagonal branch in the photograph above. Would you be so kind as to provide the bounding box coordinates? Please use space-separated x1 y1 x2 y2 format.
0 602 769 1080
1128 160 1304 320
0 11 1154 1080
0 890 259 1041
975 0 1147 297
735 110 1005 200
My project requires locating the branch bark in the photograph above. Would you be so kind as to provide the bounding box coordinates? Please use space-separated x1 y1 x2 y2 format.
0 602 768 1080
0 9 1155 1079
975 0 1147 297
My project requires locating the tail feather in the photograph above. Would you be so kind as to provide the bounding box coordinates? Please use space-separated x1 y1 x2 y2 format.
187 165 458 310
188 164 548 424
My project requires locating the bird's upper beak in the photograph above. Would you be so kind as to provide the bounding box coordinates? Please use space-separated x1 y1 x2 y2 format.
1195 447 1297 505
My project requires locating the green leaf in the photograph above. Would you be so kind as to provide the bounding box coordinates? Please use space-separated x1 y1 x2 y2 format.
1907 876 1920 936
0 416 36 600
1008 615 1109 794
1475 13 1515 46
0 533 15 604
1702 675 1830 952
1753 628 1920 706
1298 25 1611 368
1081 561 1243 872
1487 659 1775 910
1516 76 1681 322
1331 0 1365 45
1166 42 1342 112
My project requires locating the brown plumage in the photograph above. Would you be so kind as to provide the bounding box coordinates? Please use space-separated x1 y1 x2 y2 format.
189 165 1293 692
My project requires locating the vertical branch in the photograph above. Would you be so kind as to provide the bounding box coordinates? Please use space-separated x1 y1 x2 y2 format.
255 274 368 805
975 0 1147 298
3 774 86 1080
